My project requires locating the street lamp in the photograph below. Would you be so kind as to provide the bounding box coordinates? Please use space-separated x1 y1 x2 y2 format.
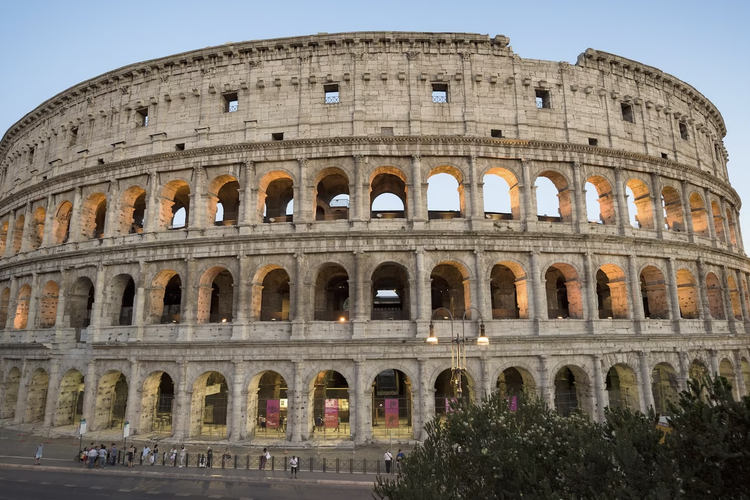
426 307 489 399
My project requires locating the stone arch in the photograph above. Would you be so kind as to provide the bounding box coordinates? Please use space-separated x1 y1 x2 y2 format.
554 364 592 417
726 209 738 246
491 261 529 319
427 166 464 218
605 364 640 412
13 284 31 329
370 166 408 219
0 220 8 254
314 263 350 321
248 370 289 439
371 262 410 320
640 265 669 319
689 358 709 379
28 206 46 250
676 268 699 319
0 287 10 328
661 185 684 231
93 371 128 430
711 201 726 243
1 366 21 419
497 366 537 398
255 265 291 321
308 370 350 439
544 263 583 319
535 170 571 222
39 280 59 328
140 371 175 434
718 358 738 401
727 275 742 320
103 274 136 326
596 264 629 319
208 174 240 226
434 368 476 416
54 368 84 427
483 166 520 220
11 214 24 253
430 261 470 319
116 185 147 235
652 362 679 415
258 171 294 223
149 270 182 324
51 201 73 244
80 192 107 239
705 272 725 319
190 371 229 437
372 368 414 438
25 368 49 423
314 167 350 221
625 178 654 229
585 175 616 225
197 266 234 324
689 192 710 237
159 180 191 229
67 277 95 335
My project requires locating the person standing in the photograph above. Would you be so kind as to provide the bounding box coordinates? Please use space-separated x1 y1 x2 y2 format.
384 450 393 474
396 449 405 474
34 443 43 465
222 448 231 469
179 445 186 468
98 444 107 469
259 448 270 470
206 447 213 468
142 444 151 465
88 447 98 469
110 443 118 466
127 445 135 468
152 444 159 466
289 455 298 479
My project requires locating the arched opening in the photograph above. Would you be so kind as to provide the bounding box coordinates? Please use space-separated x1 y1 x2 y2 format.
0 220 8 254
545 264 583 319
728 276 742 320
741 358 750 398
67 277 95 340
371 263 410 320
652 363 679 415
80 193 107 239
140 372 175 434
258 268 290 321
29 206 46 250
310 370 350 439
149 271 182 324
718 359 738 401
585 176 616 225
372 369 413 438
435 368 475 418
596 264 629 319
13 284 31 329
159 180 190 230
197 267 234 324
535 171 571 223
605 364 640 412
250 371 288 438
640 266 669 319
483 167 519 220
496 367 536 400
208 175 240 226
427 170 463 219
705 272 725 319
116 186 147 235
104 274 135 326
726 209 738 246
315 168 350 221
689 360 708 380
625 179 654 229
39 281 59 328
430 263 468 319
711 201 726 243
314 264 349 321
0 287 10 328
25 368 49 423
490 262 528 319
55 369 84 427
52 201 73 244
190 372 228 437
370 168 407 219
661 186 684 231
689 192 710 237
554 365 591 417
259 172 294 223
677 269 699 319
1 367 21 419
11 215 24 253
94 371 128 430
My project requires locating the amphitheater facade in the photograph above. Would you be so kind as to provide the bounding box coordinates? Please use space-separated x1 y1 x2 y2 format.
0 31 749 445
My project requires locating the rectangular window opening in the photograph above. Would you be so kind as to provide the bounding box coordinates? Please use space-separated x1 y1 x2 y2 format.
381 127 394 136
136 107 149 127
432 83 448 103
621 103 634 123
491 129 503 138
324 84 340 104
272 132 284 141
175 143 185 151
535 89 551 109
28 147 34 164
588 138 599 146
69 126 79 146
97 158 105 165
661 153 669 159
679 122 689 140
223 92 239 113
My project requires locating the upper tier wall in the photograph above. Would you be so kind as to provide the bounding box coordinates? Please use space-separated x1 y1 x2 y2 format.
0 32 729 198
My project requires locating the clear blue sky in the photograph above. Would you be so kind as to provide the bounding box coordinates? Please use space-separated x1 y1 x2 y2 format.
1 0 748 243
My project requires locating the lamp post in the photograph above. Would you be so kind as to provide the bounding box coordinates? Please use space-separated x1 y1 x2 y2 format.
426 307 489 399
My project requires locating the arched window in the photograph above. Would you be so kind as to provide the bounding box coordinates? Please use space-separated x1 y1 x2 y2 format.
80 193 107 239
640 266 668 319
13 284 31 329
39 281 59 328
197 267 234 323
11 215 25 253
371 263 410 320
705 272 725 319
159 180 191 230
29 207 46 250
117 186 147 235
258 268 291 321
483 167 519 220
259 172 294 223
711 201 725 242
544 264 583 319
149 271 182 324
625 179 654 229
661 186 684 231
596 264 629 319
427 169 463 219
535 171 571 223
676 269 699 319
370 168 408 219
315 168 350 221
490 262 528 319
430 263 469 318
314 264 349 321
585 176 615 225
208 175 240 226
726 209 738 246
689 192 710 237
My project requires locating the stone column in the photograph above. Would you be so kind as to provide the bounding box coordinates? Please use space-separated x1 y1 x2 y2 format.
415 247 430 324
294 158 310 224
638 352 654 410
290 252 306 340
19 204 32 253
733 350 747 397
54 270 69 342
613 167 629 235
67 187 83 243
134 261 147 341
592 355 607 423
538 356 554 408
733 208 745 252
480 356 492 399
88 265 107 342
583 253 599 328
722 267 738 331
651 173 664 239
571 162 586 233
736 270 750 327
2 213 15 258
4 277 18 331
709 350 719 376
418 358 434 441
702 187 718 246
42 358 61 427
720 198 733 250
171 361 190 440
103 182 120 238
354 360 368 444
229 361 246 443
474 249 490 322
677 352 689 392
14 360 30 424
26 273 42 332
143 172 160 234
665 258 682 331
680 180 695 242
530 251 545 327
239 161 256 226
468 156 482 220
411 155 426 222
696 259 712 332
179 258 197 341
41 194 56 248
520 160 535 230
124 358 140 434
628 254 645 322
353 155 366 222
188 166 205 228
352 251 368 339
82 361 97 428
290 360 304 443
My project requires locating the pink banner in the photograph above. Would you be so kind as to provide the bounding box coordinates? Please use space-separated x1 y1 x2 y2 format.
445 397 458 413
266 399 280 428
508 396 518 412
324 399 338 428
385 398 399 428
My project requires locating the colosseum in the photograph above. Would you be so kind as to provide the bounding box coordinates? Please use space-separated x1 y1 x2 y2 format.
0 31 748 445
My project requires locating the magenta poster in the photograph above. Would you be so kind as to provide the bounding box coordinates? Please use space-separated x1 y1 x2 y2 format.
508 396 518 412
385 398 399 428
445 397 458 413
324 398 338 428
266 399 280 428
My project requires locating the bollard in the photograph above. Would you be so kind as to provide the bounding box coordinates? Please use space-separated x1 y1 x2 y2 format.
271 456 275 471
363 459 367 474
162 452 166 466
234 454 237 469
186 453 189 467
376 460 380 475
246 454 250 470
323 458 326 473
336 458 340 473
309 457 313 473
350 458 353 474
